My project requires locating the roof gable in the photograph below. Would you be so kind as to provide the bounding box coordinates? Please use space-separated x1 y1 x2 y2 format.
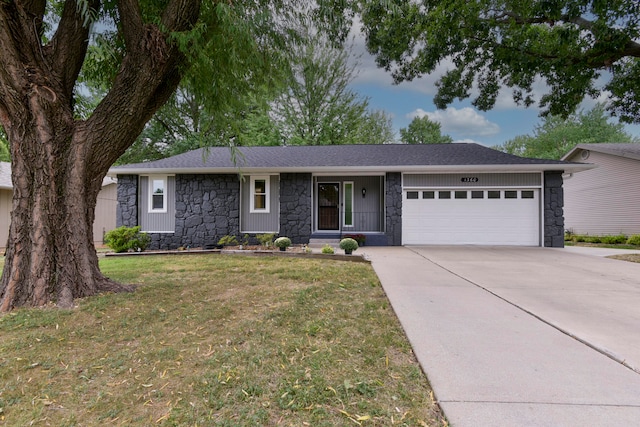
562 143 640 162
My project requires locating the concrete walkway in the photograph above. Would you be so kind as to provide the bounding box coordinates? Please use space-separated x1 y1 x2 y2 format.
362 246 640 426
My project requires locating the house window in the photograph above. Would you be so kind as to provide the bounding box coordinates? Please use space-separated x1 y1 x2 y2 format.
149 176 167 212
250 176 270 213
343 182 354 226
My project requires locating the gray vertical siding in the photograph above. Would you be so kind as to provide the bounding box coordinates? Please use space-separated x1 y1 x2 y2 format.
240 175 280 232
139 175 176 232
564 151 640 235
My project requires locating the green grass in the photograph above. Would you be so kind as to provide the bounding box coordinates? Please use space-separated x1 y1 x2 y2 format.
0 255 446 426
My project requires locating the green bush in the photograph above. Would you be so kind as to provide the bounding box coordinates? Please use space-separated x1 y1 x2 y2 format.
628 235 640 245
257 233 276 247
584 236 602 244
218 235 238 246
600 234 627 244
339 238 359 253
321 244 334 254
104 226 151 253
274 237 291 249
574 235 586 242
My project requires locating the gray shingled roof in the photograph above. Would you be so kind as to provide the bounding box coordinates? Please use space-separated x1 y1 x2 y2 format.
562 143 640 162
111 143 591 174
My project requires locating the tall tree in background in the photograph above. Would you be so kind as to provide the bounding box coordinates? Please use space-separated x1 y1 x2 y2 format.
273 25 393 145
118 20 392 165
356 1 640 122
399 116 452 144
497 105 638 159
0 0 297 311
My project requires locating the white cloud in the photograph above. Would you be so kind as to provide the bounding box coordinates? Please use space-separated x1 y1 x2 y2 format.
408 107 501 137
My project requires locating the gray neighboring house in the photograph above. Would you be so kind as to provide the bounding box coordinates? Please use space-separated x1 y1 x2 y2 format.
562 143 640 236
109 143 591 249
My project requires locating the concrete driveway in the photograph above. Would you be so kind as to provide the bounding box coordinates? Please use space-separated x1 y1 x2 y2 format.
362 246 640 427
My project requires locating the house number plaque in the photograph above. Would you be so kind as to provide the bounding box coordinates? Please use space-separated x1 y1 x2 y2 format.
460 177 479 183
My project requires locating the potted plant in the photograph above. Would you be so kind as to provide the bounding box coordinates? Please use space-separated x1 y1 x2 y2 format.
339 238 359 255
274 236 292 251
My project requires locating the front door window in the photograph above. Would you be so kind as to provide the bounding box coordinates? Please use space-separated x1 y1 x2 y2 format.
318 183 339 230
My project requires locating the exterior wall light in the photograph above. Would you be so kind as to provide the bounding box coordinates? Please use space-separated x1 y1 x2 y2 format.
362 187 366 198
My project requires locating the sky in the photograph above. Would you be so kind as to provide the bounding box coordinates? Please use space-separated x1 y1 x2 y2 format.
345 28 640 148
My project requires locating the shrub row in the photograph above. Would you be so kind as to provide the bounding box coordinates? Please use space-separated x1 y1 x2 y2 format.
565 232 640 245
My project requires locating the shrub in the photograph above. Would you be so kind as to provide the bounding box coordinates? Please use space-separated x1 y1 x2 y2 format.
584 236 602 244
628 235 640 245
104 226 151 253
257 233 276 247
600 234 627 244
218 235 238 246
274 236 292 249
321 244 334 254
574 234 586 242
339 238 359 253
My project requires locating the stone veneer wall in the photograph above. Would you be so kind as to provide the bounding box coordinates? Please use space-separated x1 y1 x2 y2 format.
279 173 312 244
116 175 138 228
544 171 564 248
117 174 240 250
385 172 402 246
164 174 240 250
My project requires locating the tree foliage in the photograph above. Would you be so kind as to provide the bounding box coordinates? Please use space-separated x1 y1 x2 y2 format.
0 0 308 311
117 19 393 164
269 24 394 146
497 105 638 159
356 0 640 122
399 116 452 144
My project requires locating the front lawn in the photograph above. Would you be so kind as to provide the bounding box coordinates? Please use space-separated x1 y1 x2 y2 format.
0 255 446 426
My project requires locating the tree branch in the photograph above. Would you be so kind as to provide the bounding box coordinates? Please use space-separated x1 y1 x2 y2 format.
117 0 145 53
49 0 99 100
87 0 202 171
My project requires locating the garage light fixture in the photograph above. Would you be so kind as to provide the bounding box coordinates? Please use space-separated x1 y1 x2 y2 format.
362 187 366 198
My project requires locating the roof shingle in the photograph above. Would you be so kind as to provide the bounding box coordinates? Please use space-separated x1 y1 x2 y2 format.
111 143 588 174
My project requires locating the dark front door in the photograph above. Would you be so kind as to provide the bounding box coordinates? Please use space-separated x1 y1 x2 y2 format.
318 183 340 230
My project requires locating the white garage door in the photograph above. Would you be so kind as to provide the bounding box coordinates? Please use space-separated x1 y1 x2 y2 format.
403 189 540 246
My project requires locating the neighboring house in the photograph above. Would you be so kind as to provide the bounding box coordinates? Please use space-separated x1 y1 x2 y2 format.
0 162 117 246
562 143 640 236
110 143 591 249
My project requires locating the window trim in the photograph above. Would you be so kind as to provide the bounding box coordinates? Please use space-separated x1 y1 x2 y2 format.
148 175 168 213
250 176 270 213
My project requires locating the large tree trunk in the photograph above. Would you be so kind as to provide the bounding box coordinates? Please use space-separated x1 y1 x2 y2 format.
0 110 133 311
0 0 201 311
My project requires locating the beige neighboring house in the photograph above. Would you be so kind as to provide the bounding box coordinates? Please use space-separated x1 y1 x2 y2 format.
562 143 640 236
0 162 117 247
